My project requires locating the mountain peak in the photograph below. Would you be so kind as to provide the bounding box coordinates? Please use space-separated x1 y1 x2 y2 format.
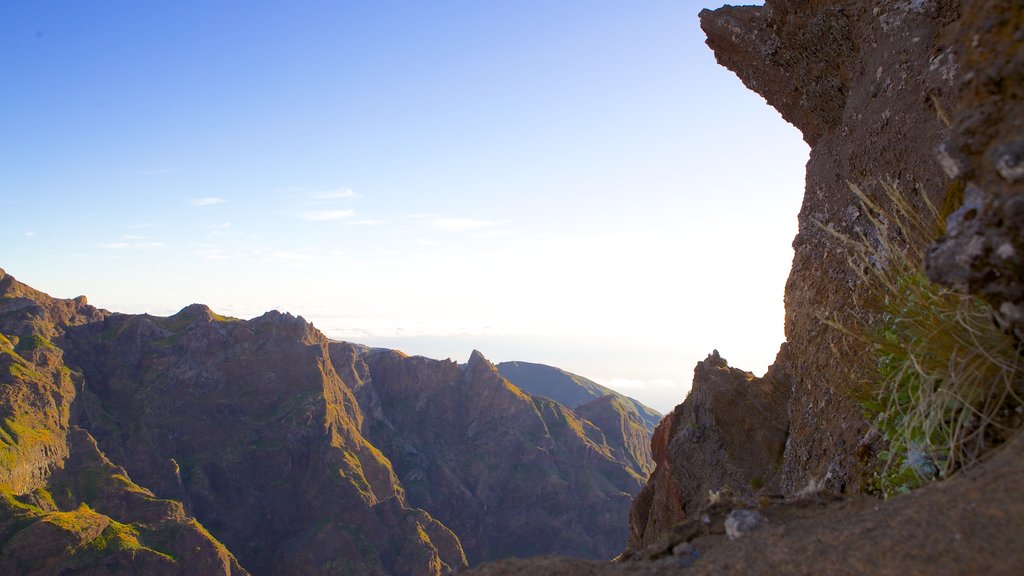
174 303 216 322
463 350 496 381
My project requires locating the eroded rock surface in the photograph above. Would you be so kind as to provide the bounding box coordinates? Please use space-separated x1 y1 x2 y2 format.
924 0 1024 338
700 0 971 499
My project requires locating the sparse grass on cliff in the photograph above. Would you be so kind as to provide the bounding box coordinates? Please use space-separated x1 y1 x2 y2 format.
820 181 1024 497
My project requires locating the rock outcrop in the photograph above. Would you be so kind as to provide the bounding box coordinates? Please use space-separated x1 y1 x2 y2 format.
699 0 967 498
628 349 791 551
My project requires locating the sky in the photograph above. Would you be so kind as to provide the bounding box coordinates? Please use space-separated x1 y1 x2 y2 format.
0 1 807 414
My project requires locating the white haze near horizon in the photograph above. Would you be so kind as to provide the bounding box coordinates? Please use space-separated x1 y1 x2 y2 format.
1 1 805 414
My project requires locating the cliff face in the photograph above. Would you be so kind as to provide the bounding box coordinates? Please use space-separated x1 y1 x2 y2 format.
699 0 965 497
626 0 1023 554
924 0 1024 338
334 345 650 564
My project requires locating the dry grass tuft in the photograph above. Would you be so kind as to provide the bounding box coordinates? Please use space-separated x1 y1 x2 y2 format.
818 180 1024 496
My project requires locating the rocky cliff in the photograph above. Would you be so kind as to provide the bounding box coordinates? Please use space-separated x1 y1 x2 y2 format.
628 0 1024 549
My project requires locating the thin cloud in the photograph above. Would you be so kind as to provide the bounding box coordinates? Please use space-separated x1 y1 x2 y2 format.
433 218 497 232
25 231 36 237
195 247 229 261
349 219 384 226
99 241 165 249
308 188 357 200
191 197 226 207
271 250 317 262
299 209 355 221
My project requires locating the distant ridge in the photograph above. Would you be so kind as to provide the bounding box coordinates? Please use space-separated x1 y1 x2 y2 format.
496 361 661 431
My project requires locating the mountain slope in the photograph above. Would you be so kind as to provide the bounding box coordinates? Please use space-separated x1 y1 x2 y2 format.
335 346 649 564
0 269 247 575
496 361 661 431
60 304 465 576
0 268 653 573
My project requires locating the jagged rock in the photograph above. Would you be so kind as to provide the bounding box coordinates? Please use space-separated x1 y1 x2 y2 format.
627 349 790 550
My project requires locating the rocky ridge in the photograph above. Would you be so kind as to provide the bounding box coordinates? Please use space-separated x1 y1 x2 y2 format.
0 266 655 574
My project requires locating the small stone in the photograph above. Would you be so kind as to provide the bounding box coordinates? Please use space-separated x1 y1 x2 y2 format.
725 509 768 540
936 140 968 179
990 139 1024 182
672 542 694 557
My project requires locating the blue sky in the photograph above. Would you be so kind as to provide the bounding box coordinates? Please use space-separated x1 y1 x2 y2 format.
1 1 806 413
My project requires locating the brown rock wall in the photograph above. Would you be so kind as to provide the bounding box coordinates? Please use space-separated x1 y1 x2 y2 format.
700 0 961 495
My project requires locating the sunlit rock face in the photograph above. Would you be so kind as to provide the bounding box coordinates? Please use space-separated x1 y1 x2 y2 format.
56 295 468 576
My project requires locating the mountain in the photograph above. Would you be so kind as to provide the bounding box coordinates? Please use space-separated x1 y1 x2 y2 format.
0 272 248 575
496 361 662 431
0 267 652 574
331 345 650 564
